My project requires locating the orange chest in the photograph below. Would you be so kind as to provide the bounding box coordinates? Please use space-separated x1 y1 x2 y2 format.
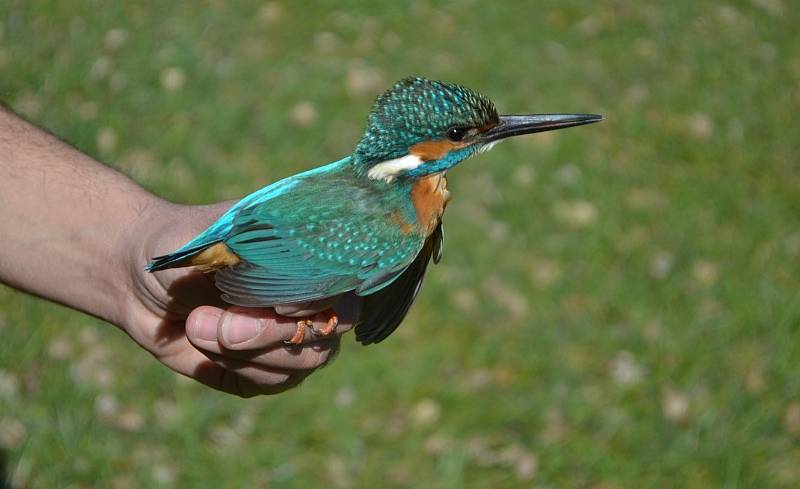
410 173 451 235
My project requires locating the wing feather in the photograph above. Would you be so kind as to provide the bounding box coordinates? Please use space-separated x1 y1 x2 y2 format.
213 184 425 307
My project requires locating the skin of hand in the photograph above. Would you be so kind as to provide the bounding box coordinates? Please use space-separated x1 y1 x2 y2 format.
0 106 361 398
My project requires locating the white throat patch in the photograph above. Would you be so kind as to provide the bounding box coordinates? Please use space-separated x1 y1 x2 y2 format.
367 154 424 182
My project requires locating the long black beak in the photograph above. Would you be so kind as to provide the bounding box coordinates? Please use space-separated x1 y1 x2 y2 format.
480 113 603 143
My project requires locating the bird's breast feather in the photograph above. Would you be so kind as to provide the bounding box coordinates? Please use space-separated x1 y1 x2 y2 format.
410 173 450 235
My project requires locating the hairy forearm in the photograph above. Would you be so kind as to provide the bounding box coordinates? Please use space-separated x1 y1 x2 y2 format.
0 106 162 324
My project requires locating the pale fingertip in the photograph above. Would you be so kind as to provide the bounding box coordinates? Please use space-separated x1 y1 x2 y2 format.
189 306 223 343
216 307 287 350
220 312 264 348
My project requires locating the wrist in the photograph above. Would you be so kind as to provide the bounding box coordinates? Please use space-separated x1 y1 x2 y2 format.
109 192 179 327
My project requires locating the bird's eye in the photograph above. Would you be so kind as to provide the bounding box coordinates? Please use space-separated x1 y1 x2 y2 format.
446 127 469 142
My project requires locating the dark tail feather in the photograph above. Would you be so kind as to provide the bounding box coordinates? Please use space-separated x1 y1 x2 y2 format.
144 242 218 272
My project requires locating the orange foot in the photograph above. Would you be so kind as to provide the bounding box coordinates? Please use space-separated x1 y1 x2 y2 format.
283 309 339 346
310 309 339 337
285 319 312 345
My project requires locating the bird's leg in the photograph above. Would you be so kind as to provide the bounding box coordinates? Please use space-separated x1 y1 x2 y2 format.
309 309 339 337
285 319 312 345
282 310 338 346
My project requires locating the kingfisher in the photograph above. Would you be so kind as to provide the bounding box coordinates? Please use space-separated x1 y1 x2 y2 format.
146 77 602 345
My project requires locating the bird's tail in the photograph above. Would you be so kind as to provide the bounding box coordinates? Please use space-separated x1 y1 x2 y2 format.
145 241 220 272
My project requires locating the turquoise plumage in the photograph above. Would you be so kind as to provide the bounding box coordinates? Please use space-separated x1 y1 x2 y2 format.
147 77 602 344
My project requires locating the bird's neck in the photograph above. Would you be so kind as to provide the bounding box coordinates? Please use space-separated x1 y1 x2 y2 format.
351 148 407 180
351 144 478 183
332 156 449 238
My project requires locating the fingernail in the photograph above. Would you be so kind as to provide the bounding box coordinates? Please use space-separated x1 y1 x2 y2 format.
221 314 262 345
193 310 220 341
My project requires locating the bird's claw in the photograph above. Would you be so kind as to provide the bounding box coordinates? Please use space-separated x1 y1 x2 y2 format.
310 312 339 337
284 319 312 346
283 310 338 345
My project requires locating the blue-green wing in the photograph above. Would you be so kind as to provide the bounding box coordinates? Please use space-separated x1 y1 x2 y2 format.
214 182 424 307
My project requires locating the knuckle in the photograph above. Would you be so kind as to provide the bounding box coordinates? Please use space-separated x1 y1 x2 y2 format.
335 322 354 334
299 348 329 370
312 348 330 367
268 370 293 384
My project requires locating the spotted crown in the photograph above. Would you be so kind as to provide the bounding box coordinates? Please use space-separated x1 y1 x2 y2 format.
355 77 499 165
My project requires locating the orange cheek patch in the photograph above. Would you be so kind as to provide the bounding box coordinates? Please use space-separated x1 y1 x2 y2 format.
409 140 467 161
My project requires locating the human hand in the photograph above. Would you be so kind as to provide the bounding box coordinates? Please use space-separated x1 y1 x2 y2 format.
120 199 361 397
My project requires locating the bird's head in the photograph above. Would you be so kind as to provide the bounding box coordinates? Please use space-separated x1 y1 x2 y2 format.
353 77 602 182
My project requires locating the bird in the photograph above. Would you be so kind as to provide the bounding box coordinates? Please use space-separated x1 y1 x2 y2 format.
146 77 602 345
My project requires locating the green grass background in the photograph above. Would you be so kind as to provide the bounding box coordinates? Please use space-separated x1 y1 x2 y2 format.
1 1 799 487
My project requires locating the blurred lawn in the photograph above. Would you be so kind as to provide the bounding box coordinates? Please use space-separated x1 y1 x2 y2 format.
2 1 800 487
